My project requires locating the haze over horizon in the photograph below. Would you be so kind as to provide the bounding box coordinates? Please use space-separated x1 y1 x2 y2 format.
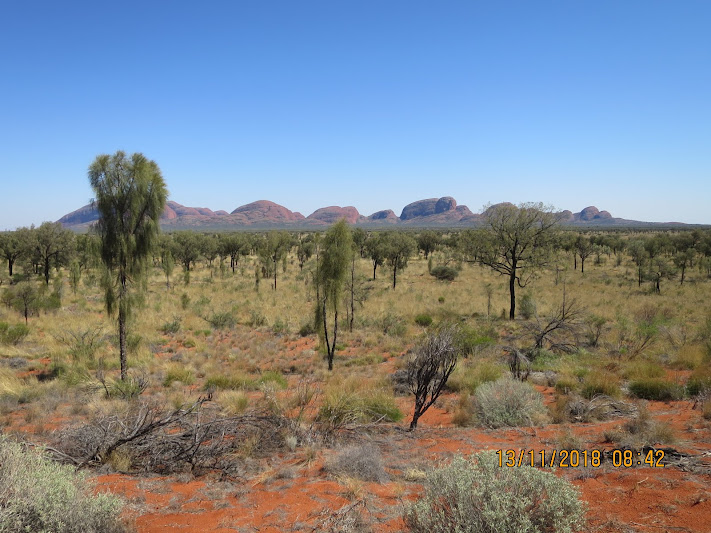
1 1 709 230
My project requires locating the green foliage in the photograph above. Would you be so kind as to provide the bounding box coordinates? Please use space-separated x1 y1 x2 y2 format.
89 150 168 381
686 365 711 396
519 293 537 319
258 370 288 389
628 379 685 401
204 373 256 391
298 321 316 337
180 292 190 310
404 451 585 533
381 313 406 336
454 323 498 356
206 311 236 330
429 265 458 281
0 322 30 345
447 360 504 394
580 370 621 399
160 316 181 334
106 374 147 399
162 366 195 387
474 377 548 428
414 313 433 327
248 309 267 327
318 386 403 426
0 436 128 533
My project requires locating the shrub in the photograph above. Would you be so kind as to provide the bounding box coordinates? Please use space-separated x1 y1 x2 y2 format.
414 313 433 327
381 313 406 336
404 451 585 533
325 444 388 483
474 377 548 428
271 318 288 335
519 294 537 320
430 265 458 281
298 321 316 337
160 316 181 335
687 365 711 397
628 379 685 401
248 310 267 327
0 436 128 533
206 311 236 330
218 390 249 415
604 404 676 448
0 322 30 345
455 323 498 357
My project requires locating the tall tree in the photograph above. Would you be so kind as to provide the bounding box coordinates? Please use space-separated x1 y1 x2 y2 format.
383 232 416 289
34 222 75 285
259 231 291 290
89 151 167 381
0 230 25 277
364 233 387 280
315 219 352 371
478 203 559 320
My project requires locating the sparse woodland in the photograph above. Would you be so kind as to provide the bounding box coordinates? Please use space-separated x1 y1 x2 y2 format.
1 217 711 532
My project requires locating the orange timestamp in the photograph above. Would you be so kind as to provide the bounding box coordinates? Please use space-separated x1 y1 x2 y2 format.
496 448 666 468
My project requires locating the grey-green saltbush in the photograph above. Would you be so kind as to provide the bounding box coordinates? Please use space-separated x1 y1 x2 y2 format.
404 451 585 533
0 436 128 533
474 376 548 428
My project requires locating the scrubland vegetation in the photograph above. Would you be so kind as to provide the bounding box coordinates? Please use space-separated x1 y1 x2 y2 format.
1 215 711 531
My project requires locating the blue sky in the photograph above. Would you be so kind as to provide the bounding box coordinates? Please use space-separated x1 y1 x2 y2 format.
1 1 710 229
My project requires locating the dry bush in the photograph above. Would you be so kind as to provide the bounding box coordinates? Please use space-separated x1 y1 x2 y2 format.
325 443 388 483
50 398 293 476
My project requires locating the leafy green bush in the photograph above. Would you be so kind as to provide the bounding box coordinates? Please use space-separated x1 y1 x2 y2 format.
0 436 129 533
628 379 685 401
0 322 30 345
258 370 288 389
298 321 316 337
519 294 537 319
404 451 585 533
430 265 458 281
474 377 548 428
454 324 498 356
687 365 711 396
414 313 433 327
206 311 236 330
381 313 406 336
160 316 181 334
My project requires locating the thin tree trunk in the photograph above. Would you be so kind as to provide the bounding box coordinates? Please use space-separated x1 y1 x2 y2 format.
509 272 516 320
349 256 355 332
392 264 397 289
119 306 127 381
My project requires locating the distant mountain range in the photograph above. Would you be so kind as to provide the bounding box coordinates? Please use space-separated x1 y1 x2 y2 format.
57 197 688 231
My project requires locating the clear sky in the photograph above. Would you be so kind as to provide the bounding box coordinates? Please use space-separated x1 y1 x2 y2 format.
1 0 710 230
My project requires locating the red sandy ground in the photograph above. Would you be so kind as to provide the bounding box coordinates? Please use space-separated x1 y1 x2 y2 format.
8 336 711 533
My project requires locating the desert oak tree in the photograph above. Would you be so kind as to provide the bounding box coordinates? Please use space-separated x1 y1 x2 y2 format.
479 203 559 320
89 151 168 381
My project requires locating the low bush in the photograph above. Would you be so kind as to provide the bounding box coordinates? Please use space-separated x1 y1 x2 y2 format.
206 311 236 330
519 294 537 320
204 373 256 391
160 316 181 335
429 265 458 281
604 404 675 448
454 323 498 357
0 321 29 345
687 365 711 396
325 444 388 483
298 321 316 337
628 378 685 401
258 370 288 389
474 377 548 428
414 313 433 327
0 436 129 533
404 451 585 533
